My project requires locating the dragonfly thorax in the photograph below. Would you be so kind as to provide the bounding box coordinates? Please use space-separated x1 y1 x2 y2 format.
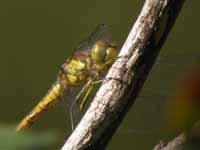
59 56 90 87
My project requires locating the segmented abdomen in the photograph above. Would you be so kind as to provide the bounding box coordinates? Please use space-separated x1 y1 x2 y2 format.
16 83 61 131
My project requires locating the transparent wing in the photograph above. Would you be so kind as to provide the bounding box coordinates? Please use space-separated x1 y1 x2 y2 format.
74 40 90 53
87 24 111 45
75 24 111 53
60 85 83 129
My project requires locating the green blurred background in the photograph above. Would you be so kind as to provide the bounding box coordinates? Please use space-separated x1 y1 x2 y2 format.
0 0 199 149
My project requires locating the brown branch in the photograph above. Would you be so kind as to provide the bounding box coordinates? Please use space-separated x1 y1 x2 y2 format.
61 0 185 149
153 133 187 150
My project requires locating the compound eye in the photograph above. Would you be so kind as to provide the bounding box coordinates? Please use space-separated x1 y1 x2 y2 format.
91 40 107 64
105 43 117 62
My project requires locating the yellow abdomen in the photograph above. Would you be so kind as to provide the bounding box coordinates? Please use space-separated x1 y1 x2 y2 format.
16 83 61 131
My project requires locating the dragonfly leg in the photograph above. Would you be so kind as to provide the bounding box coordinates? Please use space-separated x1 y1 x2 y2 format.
103 55 129 68
69 79 104 130
79 84 93 111
69 79 92 130
79 78 105 111
92 79 104 85
75 80 92 103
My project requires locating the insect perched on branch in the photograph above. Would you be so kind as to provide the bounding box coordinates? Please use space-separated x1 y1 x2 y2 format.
16 24 118 131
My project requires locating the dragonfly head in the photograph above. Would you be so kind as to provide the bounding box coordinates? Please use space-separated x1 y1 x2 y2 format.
91 40 118 67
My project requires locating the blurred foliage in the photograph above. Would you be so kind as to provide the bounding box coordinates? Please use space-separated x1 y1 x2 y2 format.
0 125 57 150
165 66 200 133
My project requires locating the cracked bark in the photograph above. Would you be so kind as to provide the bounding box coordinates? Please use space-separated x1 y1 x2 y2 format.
61 0 185 149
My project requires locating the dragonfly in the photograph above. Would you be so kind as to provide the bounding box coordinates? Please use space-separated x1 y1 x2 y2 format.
16 24 118 131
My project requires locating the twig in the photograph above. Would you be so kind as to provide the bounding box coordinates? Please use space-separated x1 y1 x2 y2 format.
61 0 185 149
153 133 187 150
